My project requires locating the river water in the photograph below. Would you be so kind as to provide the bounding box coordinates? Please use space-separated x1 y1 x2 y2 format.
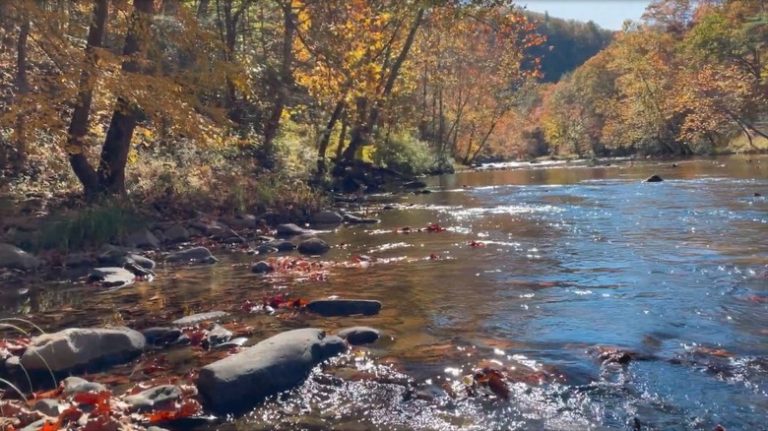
2 156 767 430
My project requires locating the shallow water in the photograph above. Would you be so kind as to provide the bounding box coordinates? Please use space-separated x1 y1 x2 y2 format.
3 156 768 430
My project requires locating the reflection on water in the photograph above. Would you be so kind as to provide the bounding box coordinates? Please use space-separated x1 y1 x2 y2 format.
2 155 767 430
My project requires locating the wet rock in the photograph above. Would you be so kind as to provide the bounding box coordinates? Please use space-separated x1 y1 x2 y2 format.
164 225 191 243
126 228 161 249
32 399 59 417
337 327 380 345
276 223 309 237
62 377 107 395
306 299 382 316
403 180 428 189
255 244 279 255
0 243 39 271
203 324 233 349
141 327 182 347
87 267 136 288
196 328 347 413
21 328 145 373
251 261 274 274
342 213 380 224
298 238 330 255
124 385 183 412
172 311 229 327
214 337 248 350
645 175 664 183
166 247 218 264
224 214 257 229
268 239 296 252
311 211 344 226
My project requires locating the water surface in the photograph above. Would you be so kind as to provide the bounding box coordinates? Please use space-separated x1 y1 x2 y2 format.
2 156 767 430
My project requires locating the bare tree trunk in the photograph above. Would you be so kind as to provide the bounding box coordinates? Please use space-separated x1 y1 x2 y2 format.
341 7 424 162
67 0 109 197
261 0 296 168
13 12 30 172
317 99 345 175
335 112 348 161
197 0 211 19
96 0 154 195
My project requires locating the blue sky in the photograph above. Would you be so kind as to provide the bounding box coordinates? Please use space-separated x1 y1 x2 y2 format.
520 1 651 30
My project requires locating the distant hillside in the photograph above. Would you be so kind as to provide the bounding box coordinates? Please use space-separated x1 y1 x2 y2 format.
525 11 615 82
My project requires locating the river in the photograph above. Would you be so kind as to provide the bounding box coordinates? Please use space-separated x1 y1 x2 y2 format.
2 155 767 430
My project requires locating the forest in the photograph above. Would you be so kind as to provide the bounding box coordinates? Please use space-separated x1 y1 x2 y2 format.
0 0 766 209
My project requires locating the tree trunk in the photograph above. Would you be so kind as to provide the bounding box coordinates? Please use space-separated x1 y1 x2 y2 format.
335 112 348 161
197 0 211 19
96 0 154 195
341 7 424 162
261 0 296 168
67 0 109 197
13 12 30 172
317 99 345 175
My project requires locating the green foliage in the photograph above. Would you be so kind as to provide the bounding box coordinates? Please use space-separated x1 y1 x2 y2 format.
30 202 144 252
372 130 440 176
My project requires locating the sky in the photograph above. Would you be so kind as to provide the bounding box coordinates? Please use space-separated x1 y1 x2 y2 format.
520 1 651 30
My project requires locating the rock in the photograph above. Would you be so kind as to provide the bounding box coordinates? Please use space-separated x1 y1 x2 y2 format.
342 213 380 224
172 311 229 327
311 211 344 226
0 243 39 270
190 220 229 238
645 175 664 183
20 328 145 373
203 324 233 350
196 328 347 413
403 180 427 189
337 327 380 345
63 253 94 268
32 399 59 417
251 261 274 274
164 225 191 243
255 244 279 255
297 238 330 255
126 228 160 249
87 267 136 288
267 239 296 252
124 385 183 412
276 223 307 237
166 247 218 264
214 337 248 350
306 299 382 316
62 377 107 395
141 327 182 346
224 214 257 229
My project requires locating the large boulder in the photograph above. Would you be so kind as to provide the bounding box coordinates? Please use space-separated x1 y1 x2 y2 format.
20 328 145 373
163 225 191 244
645 175 664 183
306 299 382 316
0 243 39 271
165 247 218 264
311 211 343 226
196 328 347 413
87 267 136 288
297 238 330 255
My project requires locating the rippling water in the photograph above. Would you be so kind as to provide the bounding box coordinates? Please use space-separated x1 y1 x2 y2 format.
2 156 767 430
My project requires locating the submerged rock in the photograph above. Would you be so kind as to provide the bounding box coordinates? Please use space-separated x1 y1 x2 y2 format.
403 180 428 189
21 328 145 373
276 223 308 237
0 243 39 271
645 175 664 183
165 247 218 264
172 311 230 327
124 385 183 412
196 328 347 413
251 261 274 274
311 211 344 226
141 327 182 347
337 327 380 345
297 238 330 255
342 213 380 224
306 299 382 316
87 267 136 288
